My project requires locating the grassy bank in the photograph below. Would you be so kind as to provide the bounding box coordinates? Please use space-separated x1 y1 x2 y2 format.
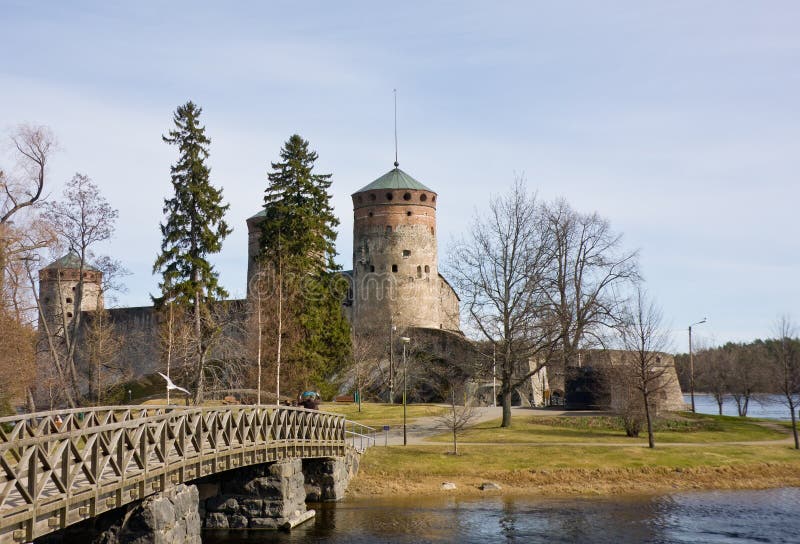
319 402 446 427
350 411 799 497
352 443 800 497
426 412 788 444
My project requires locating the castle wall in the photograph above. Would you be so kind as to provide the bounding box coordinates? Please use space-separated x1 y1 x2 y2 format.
104 306 161 377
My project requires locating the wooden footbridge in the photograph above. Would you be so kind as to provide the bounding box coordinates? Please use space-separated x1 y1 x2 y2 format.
0 404 363 543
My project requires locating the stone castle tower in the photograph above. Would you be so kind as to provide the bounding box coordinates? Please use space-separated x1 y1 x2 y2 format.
349 166 460 335
38 252 104 332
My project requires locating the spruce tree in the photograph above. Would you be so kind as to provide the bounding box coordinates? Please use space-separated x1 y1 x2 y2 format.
153 101 231 402
258 135 350 397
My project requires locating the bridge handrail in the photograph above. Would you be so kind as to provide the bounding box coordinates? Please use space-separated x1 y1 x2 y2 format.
344 420 377 452
0 404 347 544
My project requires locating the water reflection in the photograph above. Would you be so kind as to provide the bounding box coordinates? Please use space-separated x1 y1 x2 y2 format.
203 487 800 543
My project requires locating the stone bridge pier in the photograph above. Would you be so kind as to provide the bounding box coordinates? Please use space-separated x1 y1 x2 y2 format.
35 452 360 544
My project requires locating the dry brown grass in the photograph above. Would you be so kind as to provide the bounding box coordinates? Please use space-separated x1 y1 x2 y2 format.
350 444 800 498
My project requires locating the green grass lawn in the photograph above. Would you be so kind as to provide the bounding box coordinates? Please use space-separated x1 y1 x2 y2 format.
320 402 447 427
360 442 800 477
428 412 788 445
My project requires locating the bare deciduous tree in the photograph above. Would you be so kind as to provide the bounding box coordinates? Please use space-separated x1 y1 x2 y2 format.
615 288 673 448
1 126 56 314
729 343 767 417
448 179 559 427
694 346 728 415
37 173 119 405
770 316 800 449
542 199 639 376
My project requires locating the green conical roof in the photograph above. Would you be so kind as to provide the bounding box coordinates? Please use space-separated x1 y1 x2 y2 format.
42 251 100 271
353 167 433 194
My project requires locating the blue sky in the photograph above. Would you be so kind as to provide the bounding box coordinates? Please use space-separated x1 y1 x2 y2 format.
2 1 798 349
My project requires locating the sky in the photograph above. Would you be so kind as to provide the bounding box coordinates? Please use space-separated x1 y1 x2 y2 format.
1 1 798 350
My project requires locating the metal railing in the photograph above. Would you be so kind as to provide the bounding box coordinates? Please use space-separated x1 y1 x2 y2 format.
0 405 346 543
344 420 377 452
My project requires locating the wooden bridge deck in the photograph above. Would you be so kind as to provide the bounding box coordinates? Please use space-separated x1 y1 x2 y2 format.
0 405 346 543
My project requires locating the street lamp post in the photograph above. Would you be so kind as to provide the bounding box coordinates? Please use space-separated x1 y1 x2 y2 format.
400 336 411 446
688 318 707 413
389 322 396 404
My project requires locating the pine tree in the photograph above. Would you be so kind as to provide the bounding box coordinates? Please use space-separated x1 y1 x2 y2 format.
153 101 231 403
261 134 338 270
257 135 350 398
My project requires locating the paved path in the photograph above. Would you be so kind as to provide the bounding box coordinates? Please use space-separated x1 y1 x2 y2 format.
377 406 796 448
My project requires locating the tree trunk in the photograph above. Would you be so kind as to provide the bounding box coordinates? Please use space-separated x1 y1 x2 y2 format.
501 389 512 428
643 391 655 449
790 400 799 450
451 390 458 455
717 398 723 415
256 292 262 405
193 289 204 404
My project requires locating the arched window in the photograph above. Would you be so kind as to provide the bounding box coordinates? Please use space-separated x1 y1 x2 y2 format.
420 194 428 202
368 211 373 217
386 225 392 233
406 211 411 216
392 264 398 273
417 265 422 278
369 193 376 201
424 265 430 274
386 192 393 201
403 192 411 201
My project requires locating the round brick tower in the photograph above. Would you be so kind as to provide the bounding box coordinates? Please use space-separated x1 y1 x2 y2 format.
351 166 445 334
38 252 103 332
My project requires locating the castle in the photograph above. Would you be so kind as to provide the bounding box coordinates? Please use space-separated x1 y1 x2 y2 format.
37 164 473 401
37 164 684 411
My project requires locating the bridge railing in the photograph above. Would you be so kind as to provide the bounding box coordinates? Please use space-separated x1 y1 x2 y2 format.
344 420 377 452
0 405 346 544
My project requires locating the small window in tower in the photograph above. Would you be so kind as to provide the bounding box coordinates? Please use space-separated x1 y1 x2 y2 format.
368 212 373 217
431 227 435 235
66 297 73 304
406 211 411 216
386 226 392 233
66 312 73 318
370 265 375 272
403 192 411 201
420 194 428 202
392 264 398 273
370 193 376 201
417 265 422 278
432 195 436 202
72 286 76 291
424 265 430 273
402 250 411 258
357 195 363 203
386 192 393 201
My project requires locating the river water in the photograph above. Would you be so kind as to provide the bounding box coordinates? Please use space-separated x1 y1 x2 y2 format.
203 487 800 543
686 393 793 420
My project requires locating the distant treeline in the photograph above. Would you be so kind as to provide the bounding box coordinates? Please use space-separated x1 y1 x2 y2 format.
674 336 800 417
